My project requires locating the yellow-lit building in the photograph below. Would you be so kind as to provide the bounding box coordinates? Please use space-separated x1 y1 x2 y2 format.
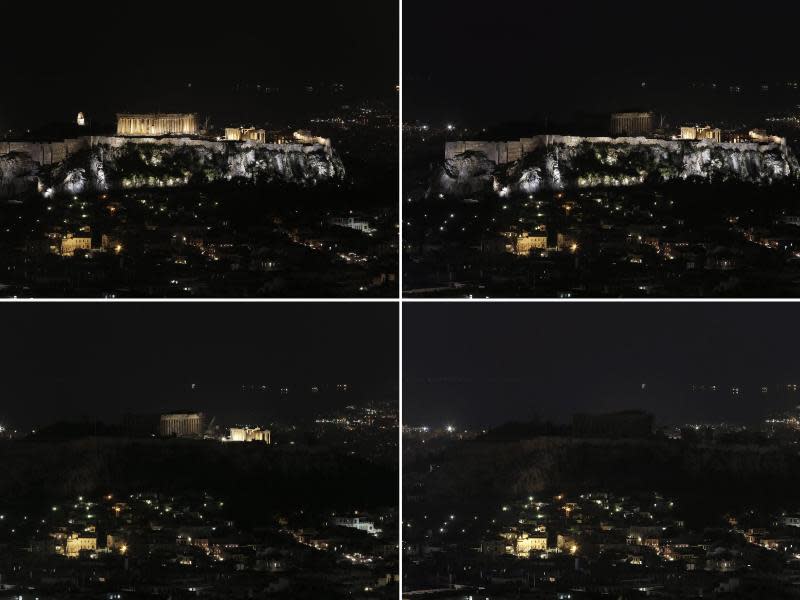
228 427 271 443
698 126 721 142
117 113 198 137
60 234 92 256
681 125 721 143
503 231 548 256
680 126 696 140
65 533 96 558
514 533 548 556
225 127 267 143
499 531 548 557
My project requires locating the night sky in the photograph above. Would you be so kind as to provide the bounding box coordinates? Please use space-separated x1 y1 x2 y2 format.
1 1 398 132
404 303 800 428
404 0 800 126
0 303 397 430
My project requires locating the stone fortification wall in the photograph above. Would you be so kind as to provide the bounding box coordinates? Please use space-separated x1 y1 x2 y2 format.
0 136 332 167
0 138 90 166
445 135 789 164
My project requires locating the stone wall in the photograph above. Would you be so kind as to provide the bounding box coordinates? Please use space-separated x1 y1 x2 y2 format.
446 138 551 163
437 135 798 196
0 135 332 168
445 135 790 165
0 138 90 166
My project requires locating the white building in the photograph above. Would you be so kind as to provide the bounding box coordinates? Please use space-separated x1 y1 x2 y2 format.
329 216 376 235
784 515 800 527
333 515 382 536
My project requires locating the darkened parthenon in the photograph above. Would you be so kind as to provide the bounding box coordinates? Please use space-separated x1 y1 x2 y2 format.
116 113 198 137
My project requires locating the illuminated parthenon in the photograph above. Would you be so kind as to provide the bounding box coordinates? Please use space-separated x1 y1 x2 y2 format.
116 113 198 137
159 412 205 437
610 112 654 137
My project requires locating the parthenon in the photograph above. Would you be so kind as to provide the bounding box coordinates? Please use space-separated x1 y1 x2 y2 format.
159 412 206 437
610 112 654 137
116 113 198 137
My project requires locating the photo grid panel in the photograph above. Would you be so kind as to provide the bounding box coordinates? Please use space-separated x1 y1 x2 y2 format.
402 301 800 599
0 1 399 299
401 0 800 299
0 302 400 599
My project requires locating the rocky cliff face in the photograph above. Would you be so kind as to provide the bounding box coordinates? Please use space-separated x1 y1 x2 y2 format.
434 138 800 196
0 152 38 197
1 140 346 198
407 437 800 507
433 151 497 196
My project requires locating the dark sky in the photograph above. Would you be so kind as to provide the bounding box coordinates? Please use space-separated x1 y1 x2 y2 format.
404 303 800 428
0 302 397 430
1 1 398 131
404 0 800 126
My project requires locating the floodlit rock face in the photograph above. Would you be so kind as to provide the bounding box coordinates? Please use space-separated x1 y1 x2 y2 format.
221 144 342 184
435 136 800 196
50 141 344 195
0 137 345 197
432 150 497 196
0 152 38 197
